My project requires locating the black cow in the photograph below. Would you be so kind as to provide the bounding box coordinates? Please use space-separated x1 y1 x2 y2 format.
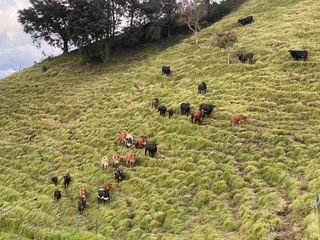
167 109 174 118
180 103 191 115
115 168 125 182
289 50 308 61
198 82 207 94
145 143 158 158
78 196 86 214
158 105 167 117
237 53 255 64
51 176 58 186
199 104 215 117
162 66 171 76
63 174 71 188
238 16 254 26
54 190 61 202
97 188 110 204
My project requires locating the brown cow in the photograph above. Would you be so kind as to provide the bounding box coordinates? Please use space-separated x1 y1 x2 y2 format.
126 151 136 167
117 131 127 145
134 136 147 148
230 114 247 125
104 183 113 191
191 110 205 125
101 156 109 169
79 186 87 198
112 152 121 167
151 97 159 109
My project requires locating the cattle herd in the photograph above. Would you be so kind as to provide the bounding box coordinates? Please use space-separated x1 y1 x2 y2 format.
51 15 309 214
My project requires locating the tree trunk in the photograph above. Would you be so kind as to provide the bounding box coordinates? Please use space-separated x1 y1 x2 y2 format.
195 30 198 46
227 48 231 64
63 39 68 53
111 0 116 37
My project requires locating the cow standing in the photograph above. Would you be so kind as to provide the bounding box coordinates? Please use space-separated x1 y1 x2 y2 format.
125 151 136 167
112 152 121 167
158 105 167 117
289 50 308 61
145 143 158 158
134 136 147 148
115 169 125 182
230 114 247 125
151 97 159 108
191 110 205 125
63 173 71 188
180 103 191 115
198 82 207 94
54 190 61 202
51 176 58 186
101 156 109 169
199 104 215 117
162 66 171 76
237 53 255 64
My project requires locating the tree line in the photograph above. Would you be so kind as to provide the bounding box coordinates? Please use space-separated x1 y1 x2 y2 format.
18 0 245 62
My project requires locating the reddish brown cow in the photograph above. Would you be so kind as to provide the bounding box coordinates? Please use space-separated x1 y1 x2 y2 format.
104 183 113 191
134 136 147 148
126 151 136 167
151 97 159 109
112 152 121 167
117 131 127 145
79 186 87 198
191 110 205 125
230 114 247 125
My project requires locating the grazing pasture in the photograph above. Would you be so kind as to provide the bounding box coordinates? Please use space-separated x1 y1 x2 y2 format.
1 0 320 239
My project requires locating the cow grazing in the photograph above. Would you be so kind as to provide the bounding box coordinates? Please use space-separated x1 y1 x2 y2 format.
101 156 109 169
168 109 174 118
112 152 121 167
125 134 134 148
198 82 207 94
145 143 158 158
289 50 308 61
158 105 167 117
191 110 205 124
125 151 136 167
199 104 215 117
51 176 58 186
115 168 125 182
54 190 61 202
63 173 71 188
151 97 159 109
162 66 171 76
117 131 127 145
237 53 255 64
238 16 254 26
230 114 247 125
180 103 191 115
78 196 86 214
134 136 147 148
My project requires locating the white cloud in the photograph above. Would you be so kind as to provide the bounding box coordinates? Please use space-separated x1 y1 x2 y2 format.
0 0 61 78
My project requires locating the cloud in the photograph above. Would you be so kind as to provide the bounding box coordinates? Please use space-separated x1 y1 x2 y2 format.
0 0 61 78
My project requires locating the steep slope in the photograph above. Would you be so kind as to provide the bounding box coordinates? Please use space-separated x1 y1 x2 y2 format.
1 0 320 239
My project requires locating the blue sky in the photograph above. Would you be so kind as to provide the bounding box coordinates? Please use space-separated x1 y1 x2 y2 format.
0 0 61 79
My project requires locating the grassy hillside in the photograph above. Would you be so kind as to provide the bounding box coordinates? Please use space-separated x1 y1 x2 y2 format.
1 0 320 239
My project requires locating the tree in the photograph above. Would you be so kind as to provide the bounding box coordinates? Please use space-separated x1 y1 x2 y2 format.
161 0 179 38
212 30 238 64
179 0 206 45
18 0 70 53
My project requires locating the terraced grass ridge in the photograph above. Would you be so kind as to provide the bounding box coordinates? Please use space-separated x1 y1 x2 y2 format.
1 0 320 239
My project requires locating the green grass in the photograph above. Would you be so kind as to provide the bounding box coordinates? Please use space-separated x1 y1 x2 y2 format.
1 0 320 239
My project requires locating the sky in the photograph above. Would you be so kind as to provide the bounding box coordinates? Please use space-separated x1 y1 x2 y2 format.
0 0 61 79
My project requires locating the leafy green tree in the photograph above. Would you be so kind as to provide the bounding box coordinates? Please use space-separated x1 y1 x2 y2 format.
212 30 238 64
18 0 70 53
